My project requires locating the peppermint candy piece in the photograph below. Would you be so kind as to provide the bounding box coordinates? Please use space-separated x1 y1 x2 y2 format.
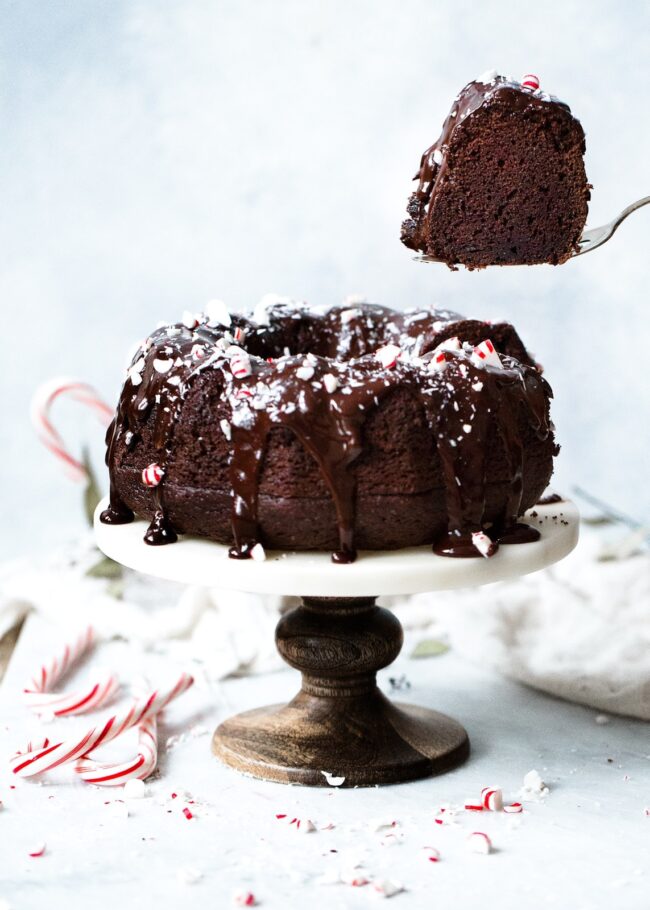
428 351 447 372
464 799 484 812
323 373 339 393
466 832 492 855
142 463 164 487
296 365 315 381
250 542 266 562
435 335 461 353
372 879 404 898
504 802 523 814
182 311 199 330
376 344 402 369
228 348 252 379
522 73 540 91
153 358 173 374
233 890 256 907
472 531 497 558
481 786 503 811
204 299 231 327
471 339 503 370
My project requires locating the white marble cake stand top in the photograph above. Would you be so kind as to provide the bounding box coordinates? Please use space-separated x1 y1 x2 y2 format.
94 497 578 596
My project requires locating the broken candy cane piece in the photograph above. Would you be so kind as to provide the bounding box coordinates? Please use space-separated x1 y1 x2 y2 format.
204 299 231 327
481 786 503 811
521 73 540 91
250 542 266 562
471 339 503 369
142 463 164 487
472 531 498 558
464 799 484 812
233 891 256 907
372 879 405 898
375 344 402 369
28 842 47 857
422 846 441 863
466 832 492 854
503 802 523 814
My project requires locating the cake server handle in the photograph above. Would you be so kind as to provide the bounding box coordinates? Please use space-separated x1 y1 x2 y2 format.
574 195 650 256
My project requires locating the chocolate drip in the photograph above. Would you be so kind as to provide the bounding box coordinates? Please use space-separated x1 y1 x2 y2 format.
102 304 553 562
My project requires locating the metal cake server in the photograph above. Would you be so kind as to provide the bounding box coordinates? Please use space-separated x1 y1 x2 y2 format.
574 195 650 256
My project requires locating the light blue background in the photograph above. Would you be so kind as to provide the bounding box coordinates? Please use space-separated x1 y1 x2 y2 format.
2 0 648 557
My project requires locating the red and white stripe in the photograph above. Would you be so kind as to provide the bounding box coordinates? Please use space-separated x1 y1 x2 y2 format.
481 786 503 811
471 339 503 370
227 346 252 379
22 626 119 718
376 344 402 369
75 699 158 787
11 673 193 779
521 73 540 91
30 378 114 482
141 463 164 487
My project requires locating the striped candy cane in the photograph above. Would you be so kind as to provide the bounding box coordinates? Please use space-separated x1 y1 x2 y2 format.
74 679 159 786
11 673 193 779
22 626 119 717
30 378 114 481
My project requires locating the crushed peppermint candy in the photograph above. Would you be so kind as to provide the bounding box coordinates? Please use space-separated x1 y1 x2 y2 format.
372 879 405 898
228 348 252 379
376 344 402 369
503 802 523 814
340 307 362 324
464 799 484 812
428 351 447 372
142 463 164 487
296 365 315 381
28 842 47 857
204 299 231 327
124 779 146 799
432 149 443 166
323 373 339 393
471 339 503 370
422 846 441 863
521 73 540 91
250 542 266 562
220 419 232 441
233 890 256 907
481 786 503 811
472 531 497 558
466 832 492 855
520 769 550 800
153 358 173 374
182 311 199 329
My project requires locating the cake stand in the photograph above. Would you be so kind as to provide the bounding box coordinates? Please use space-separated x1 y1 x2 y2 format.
95 497 578 787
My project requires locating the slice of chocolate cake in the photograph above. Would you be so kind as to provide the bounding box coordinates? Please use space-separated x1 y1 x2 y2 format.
401 71 591 269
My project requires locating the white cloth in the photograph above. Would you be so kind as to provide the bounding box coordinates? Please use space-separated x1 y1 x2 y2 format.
1 527 648 719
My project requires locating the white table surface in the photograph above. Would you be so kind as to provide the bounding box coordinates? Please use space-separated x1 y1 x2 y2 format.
1 613 649 910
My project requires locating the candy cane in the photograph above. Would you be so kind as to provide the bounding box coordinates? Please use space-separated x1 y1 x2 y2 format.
74 684 158 786
30 378 114 481
11 673 193 779
22 626 119 718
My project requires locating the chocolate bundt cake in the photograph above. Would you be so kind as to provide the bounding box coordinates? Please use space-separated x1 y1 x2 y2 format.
401 71 590 268
101 299 558 563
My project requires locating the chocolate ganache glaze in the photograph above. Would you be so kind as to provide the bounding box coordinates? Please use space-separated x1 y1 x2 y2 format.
101 300 558 563
401 71 590 268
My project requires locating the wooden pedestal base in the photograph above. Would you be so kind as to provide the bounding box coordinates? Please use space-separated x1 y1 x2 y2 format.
212 596 469 786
